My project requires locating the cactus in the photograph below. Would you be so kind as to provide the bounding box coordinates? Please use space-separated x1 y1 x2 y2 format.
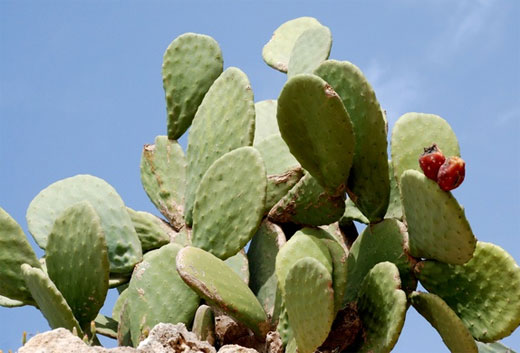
1 16 519 353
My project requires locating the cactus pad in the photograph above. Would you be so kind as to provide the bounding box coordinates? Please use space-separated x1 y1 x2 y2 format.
287 26 332 78
0 295 25 308
248 220 286 320
254 134 299 175
284 257 334 353
192 305 216 345
26 174 142 273
265 167 304 214
476 341 517 353
268 172 346 226
340 198 369 225
415 242 520 342
124 243 199 346
140 136 186 230
21 264 83 335
275 230 332 295
315 60 389 222
185 67 255 225
253 100 279 143
277 74 355 193
176 246 269 337
0 207 41 305
163 33 223 139
356 262 407 353
126 207 172 252
391 112 460 184
385 161 403 220
192 147 266 259
224 249 250 284
409 291 477 353
344 219 417 304
262 17 322 73
45 202 109 327
401 170 476 264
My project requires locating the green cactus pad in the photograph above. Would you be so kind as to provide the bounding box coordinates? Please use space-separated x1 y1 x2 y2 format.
248 220 286 319
124 243 200 346
46 202 109 327
262 17 322 73
140 136 186 230
415 242 520 342
268 172 345 226
185 67 255 225
287 26 332 78
476 342 517 353
0 207 41 305
298 227 348 314
176 246 269 337
284 257 334 353
94 314 118 339
253 100 279 144
401 170 476 264
108 273 130 289
224 249 250 284
276 301 294 346
391 112 460 184
321 222 350 253
21 264 83 335
385 161 403 220
112 286 128 321
275 229 333 295
254 134 299 176
344 219 417 304
192 147 266 260
126 207 172 252
409 291 477 353
0 295 25 307
315 60 389 222
163 33 223 139
26 174 142 273
265 167 304 214
356 262 407 353
340 198 369 225
277 74 355 193
192 304 215 344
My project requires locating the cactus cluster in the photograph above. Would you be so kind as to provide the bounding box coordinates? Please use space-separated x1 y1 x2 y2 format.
1 17 519 353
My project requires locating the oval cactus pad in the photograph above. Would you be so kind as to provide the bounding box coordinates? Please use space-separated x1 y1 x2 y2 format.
26 174 142 273
163 33 223 139
400 170 476 264
21 264 83 335
391 112 460 184
192 147 266 259
253 100 279 144
124 243 199 346
409 291 477 353
185 67 255 225
287 26 332 78
277 74 355 193
46 202 109 327
284 257 334 353
415 242 520 342
315 60 389 222
176 246 269 337
140 136 186 230
262 17 323 73
0 207 41 305
344 219 417 304
356 262 407 353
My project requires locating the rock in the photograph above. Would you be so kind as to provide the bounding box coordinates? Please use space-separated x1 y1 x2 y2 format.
137 323 216 353
18 328 135 353
218 345 258 353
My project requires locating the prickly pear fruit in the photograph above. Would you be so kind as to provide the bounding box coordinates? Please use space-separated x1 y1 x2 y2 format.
437 156 465 191
418 144 446 181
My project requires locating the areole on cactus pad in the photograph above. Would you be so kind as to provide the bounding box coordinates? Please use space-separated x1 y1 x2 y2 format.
0 16 518 353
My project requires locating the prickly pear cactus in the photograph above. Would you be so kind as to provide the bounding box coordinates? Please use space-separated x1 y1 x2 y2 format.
1 16 519 353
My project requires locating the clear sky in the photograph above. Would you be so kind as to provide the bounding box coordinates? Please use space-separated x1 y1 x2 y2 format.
1 1 519 351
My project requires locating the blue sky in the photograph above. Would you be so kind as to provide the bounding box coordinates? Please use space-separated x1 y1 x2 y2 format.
1 1 519 351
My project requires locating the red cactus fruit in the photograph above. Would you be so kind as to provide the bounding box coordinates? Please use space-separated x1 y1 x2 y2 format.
419 144 446 181
437 156 466 191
